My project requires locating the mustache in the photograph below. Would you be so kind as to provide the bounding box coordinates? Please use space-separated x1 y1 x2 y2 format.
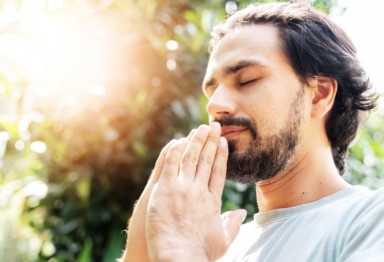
213 116 257 139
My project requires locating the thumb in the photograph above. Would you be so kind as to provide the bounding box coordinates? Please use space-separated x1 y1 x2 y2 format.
221 209 247 246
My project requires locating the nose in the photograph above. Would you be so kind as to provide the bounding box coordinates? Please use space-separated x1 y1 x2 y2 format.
206 86 237 119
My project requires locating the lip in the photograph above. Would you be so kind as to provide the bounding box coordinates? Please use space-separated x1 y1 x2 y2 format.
221 126 248 140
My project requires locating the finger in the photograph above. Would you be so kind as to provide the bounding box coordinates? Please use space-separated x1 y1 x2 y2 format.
153 128 195 183
160 138 189 181
149 139 177 184
194 122 221 185
123 138 182 262
209 137 228 196
222 209 247 246
178 125 210 183
138 139 178 213
187 129 197 141
129 140 178 231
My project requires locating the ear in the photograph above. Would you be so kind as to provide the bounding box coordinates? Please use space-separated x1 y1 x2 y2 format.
310 76 338 119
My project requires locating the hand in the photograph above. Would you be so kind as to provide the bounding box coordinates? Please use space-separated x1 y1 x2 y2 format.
146 123 247 261
121 139 184 262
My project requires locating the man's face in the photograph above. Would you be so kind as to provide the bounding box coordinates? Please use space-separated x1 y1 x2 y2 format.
202 24 309 184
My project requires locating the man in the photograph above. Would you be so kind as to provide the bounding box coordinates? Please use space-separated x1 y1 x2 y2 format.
121 1 383 261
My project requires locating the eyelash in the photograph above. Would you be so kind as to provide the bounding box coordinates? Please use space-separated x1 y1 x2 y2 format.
239 79 257 87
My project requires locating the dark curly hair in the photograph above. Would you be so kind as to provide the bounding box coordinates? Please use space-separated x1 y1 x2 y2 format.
209 1 377 174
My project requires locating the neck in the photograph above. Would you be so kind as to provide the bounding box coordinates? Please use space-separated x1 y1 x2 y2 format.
255 146 350 212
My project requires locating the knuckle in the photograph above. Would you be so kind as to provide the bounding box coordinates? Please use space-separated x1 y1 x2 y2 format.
218 147 229 158
207 135 220 144
194 133 207 145
165 153 180 165
169 140 186 153
200 152 215 166
212 164 226 175
165 144 184 165
179 162 192 177
182 151 199 166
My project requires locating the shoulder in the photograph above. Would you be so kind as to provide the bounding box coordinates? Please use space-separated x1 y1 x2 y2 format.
346 186 384 218
338 186 384 260
341 186 384 227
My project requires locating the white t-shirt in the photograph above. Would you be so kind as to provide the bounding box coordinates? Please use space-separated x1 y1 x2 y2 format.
220 186 384 261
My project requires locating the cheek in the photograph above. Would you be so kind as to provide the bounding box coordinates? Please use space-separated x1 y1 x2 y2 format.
244 100 288 136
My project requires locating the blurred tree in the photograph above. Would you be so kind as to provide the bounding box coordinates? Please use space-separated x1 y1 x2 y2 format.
1 0 225 260
346 102 384 189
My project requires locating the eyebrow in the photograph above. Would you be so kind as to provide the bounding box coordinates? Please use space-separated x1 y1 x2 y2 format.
203 59 267 91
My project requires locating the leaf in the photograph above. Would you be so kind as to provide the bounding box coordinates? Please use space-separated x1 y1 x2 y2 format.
102 224 125 262
77 237 93 262
76 178 91 201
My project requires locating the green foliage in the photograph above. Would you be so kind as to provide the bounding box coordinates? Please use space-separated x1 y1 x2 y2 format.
1 0 382 261
346 103 384 189
0 0 226 260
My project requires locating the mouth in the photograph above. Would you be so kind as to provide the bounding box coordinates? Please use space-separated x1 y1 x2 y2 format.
220 126 248 140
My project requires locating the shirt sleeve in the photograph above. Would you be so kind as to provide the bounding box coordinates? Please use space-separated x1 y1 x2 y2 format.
338 188 384 261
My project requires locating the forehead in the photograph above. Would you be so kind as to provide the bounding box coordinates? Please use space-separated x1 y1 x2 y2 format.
205 24 291 80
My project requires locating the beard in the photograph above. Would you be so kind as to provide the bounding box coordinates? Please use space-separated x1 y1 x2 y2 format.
216 88 304 184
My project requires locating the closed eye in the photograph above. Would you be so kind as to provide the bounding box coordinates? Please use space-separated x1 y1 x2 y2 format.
240 79 257 87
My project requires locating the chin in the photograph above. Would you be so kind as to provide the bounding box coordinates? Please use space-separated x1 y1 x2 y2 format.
227 139 250 155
